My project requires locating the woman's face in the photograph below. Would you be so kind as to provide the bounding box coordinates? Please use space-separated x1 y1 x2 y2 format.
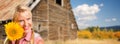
16 11 32 33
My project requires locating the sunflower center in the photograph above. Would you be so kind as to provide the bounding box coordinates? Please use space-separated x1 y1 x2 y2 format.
12 29 16 34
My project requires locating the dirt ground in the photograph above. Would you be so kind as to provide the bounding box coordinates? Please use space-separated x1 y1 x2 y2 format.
45 39 120 44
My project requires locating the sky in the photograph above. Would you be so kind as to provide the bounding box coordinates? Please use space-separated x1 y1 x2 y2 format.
70 0 120 29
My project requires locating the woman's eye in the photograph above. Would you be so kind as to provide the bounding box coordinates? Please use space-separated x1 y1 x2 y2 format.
19 20 24 23
27 18 31 21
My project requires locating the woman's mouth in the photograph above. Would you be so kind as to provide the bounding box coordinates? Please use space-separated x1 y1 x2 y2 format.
24 27 29 30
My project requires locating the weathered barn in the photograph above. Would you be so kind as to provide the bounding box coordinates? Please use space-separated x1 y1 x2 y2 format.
0 0 78 41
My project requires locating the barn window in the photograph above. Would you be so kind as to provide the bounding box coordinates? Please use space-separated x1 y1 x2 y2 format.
28 0 40 10
28 0 36 7
56 0 63 6
56 0 61 5
71 24 74 29
1 19 12 24
7 19 12 23
38 24 41 30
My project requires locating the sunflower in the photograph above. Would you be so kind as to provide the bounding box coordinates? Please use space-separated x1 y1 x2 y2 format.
4 22 24 41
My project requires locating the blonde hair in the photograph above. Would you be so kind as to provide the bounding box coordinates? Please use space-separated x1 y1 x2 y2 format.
13 5 32 21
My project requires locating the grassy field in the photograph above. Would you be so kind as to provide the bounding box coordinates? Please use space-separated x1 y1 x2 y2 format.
45 39 120 44
1 39 120 44
0 40 3 44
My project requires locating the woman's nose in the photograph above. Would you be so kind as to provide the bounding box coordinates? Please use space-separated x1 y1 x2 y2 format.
24 20 28 27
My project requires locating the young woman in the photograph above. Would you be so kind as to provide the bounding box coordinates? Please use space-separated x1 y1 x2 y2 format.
4 5 44 44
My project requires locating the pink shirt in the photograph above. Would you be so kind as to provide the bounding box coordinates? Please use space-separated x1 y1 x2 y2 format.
12 31 44 44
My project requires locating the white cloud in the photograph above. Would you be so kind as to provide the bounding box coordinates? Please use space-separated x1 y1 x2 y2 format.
78 15 97 21
100 3 104 7
105 19 111 22
112 18 117 21
73 4 101 29
73 4 100 16
105 18 117 22
77 22 89 29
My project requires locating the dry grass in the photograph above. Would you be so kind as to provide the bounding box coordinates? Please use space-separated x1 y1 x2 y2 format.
45 39 120 44
0 39 120 44
0 39 3 44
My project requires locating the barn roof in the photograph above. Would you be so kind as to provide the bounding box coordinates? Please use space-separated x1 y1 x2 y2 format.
0 0 40 21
